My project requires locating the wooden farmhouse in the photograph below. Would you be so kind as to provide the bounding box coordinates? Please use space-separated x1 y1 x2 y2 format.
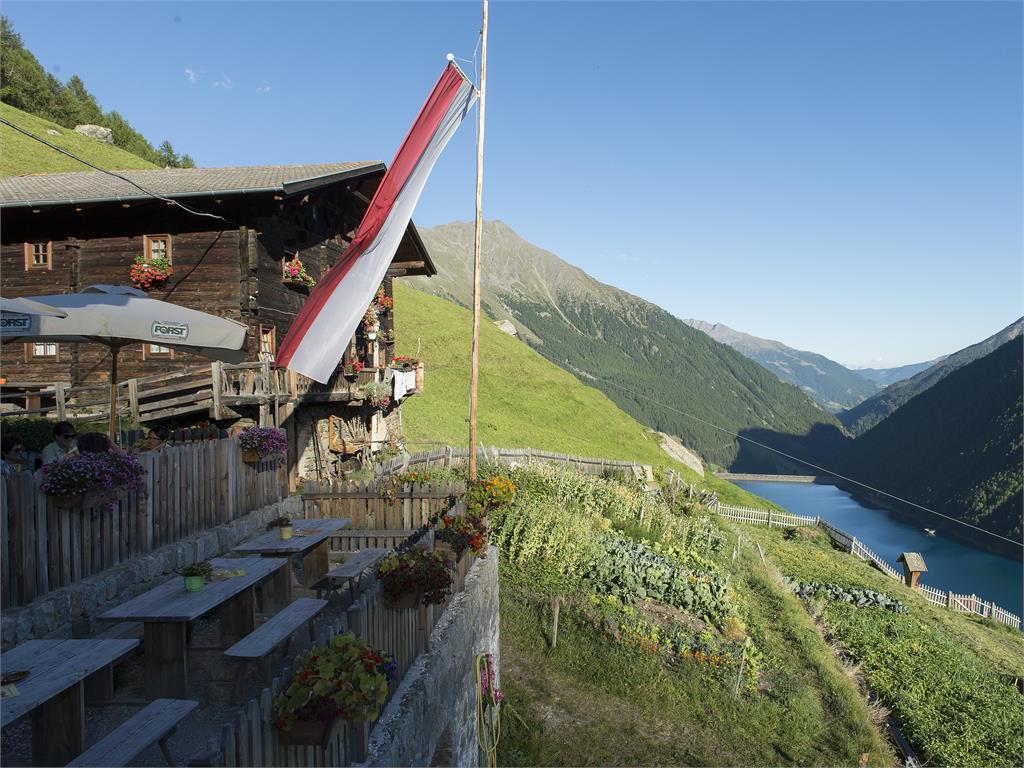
0 163 436 479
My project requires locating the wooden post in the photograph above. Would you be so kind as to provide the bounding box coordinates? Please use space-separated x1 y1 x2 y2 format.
733 647 746 698
551 596 560 648
54 381 67 421
127 378 140 425
211 361 223 420
767 510 773 528
467 0 488 482
757 542 766 565
107 345 120 442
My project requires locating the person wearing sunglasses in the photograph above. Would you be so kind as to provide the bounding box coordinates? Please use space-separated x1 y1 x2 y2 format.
145 425 170 452
41 421 78 466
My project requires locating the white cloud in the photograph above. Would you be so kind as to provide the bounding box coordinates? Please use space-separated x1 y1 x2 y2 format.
184 67 197 84
212 75 234 90
256 83 271 94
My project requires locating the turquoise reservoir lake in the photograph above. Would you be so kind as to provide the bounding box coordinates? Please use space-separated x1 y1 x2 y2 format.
736 481 1024 618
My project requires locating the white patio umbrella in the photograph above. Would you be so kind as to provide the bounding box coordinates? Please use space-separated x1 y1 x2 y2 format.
0 285 249 439
0 296 69 318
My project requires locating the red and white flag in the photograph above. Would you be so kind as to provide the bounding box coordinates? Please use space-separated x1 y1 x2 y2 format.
276 63 478 382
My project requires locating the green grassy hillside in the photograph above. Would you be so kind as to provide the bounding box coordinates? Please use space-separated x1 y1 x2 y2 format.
0 102 157 175
392 283 772 509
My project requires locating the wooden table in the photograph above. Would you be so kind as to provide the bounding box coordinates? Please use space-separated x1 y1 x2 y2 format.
1 638 139 766
98 556 287 699
232 518 350 588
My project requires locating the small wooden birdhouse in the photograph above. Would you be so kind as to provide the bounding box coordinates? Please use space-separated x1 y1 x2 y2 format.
897 552 928 588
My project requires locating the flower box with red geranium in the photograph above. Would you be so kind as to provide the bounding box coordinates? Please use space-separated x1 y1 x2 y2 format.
343 359 364 382
272 633 396 746
130 254 172 291
376 549 452 609
435 512 488 557
360 380 391 411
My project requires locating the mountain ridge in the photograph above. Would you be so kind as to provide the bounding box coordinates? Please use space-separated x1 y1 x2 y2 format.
410 220 846 472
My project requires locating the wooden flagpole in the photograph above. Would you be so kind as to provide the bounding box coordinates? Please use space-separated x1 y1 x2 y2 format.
468 0 488 481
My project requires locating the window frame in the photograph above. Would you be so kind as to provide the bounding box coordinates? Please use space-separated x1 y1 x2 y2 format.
143 234 172 265
259 324 277 357
23 242 53 271
26 341 58 359
142 343 174 360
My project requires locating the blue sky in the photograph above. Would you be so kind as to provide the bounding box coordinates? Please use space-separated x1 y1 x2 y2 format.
7 1 1022 367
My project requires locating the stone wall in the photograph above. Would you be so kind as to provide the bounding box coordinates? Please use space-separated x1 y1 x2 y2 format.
0 496 302 650
363 549 500 767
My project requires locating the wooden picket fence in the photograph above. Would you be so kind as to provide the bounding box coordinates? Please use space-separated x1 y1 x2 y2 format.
300 479 464 553
0 439 286 608
376 445 645 480
195 548 480 767
717 502 1021 630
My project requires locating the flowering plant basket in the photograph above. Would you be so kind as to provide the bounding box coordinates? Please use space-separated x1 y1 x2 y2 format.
342 359 364 381
282 257 316 288
466 475 516 516
377 549 452 607
377 295 394 313
238 426 287 461
41 451 146 510
272 633 396 742
390 356 419 370
360 380 391 411
436 513 487 557
130 254 172 291
362 304 379 334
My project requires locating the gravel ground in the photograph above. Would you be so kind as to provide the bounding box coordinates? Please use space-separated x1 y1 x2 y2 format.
1 566 357 767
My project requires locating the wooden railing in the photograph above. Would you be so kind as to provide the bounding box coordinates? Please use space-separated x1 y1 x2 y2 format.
718 502 1021 630
0 438 286 608
375 445 647 480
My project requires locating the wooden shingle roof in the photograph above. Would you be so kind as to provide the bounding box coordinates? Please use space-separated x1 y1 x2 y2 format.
0 162 384 208
897 552 928 572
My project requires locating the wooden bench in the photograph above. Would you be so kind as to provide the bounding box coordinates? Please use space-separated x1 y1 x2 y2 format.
66 698 198 767
315 548 389 600
224 597 327 697
331 530 413 551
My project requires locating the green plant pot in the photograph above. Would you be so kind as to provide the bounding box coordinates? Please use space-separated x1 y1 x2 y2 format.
279 525 293 541
184 575 204 592
277 717 340 747
384 589 422 610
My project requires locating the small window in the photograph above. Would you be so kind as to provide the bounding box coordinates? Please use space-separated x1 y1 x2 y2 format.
24 242 52 270
259 325 276 357
143 234 172 264
143 343 173 359
27 342 58 358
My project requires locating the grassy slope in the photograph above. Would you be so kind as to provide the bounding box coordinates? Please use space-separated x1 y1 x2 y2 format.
736 523 1024 766
393 283 774 509
0 102 156 175
494 467 894 766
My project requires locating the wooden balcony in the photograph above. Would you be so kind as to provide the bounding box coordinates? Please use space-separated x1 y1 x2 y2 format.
0 360 421 426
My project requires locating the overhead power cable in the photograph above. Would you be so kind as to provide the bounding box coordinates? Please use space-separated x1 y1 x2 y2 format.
0 117 230 223
591 375 1022 548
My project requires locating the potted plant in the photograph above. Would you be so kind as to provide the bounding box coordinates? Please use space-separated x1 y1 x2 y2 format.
129 254 173 291
382 328 395 346
267 515 293 540
376 293 394 315
282 256 316 288
390 355 419 371
181 560 213 592
435 513 488 558
272 633 396 746
360 380 391 412
342 359 364 382
376 549 452 609
362 305 379 340
238 426 288 463
41 451 147 510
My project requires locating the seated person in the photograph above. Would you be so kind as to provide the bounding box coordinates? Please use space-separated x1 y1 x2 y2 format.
1 436 24 478
145 425 170 452
41 421 77 465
